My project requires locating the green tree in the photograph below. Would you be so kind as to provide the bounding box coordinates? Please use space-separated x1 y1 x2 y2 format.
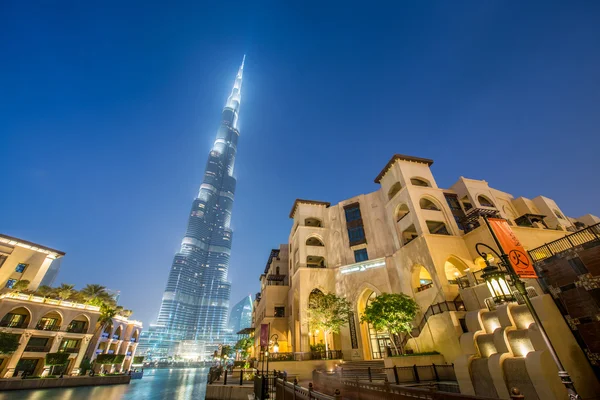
11 280 30 292
56 283 76 300
307 291 351 354
0 332 20 354
360 293 418 354
34 285 54 297
84 303 119 359
234 337 253 359
80 284 115 307
221 344 234 357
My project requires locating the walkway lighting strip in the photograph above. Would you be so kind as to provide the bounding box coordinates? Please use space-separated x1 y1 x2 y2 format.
339 258 386 275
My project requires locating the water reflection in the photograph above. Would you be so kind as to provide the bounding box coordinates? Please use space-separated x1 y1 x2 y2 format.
0 368 208 400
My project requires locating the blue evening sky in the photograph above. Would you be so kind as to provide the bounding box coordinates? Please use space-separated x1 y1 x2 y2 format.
1 2 599 326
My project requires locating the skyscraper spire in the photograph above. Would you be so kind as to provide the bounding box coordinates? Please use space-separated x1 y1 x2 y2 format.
225 55 245 128
139 57 246 360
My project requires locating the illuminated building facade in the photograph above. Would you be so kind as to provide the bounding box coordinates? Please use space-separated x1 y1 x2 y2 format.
141 57 245 359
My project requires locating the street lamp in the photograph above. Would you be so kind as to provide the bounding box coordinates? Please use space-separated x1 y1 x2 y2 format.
478 216 580 399
475 244 513 303
270 334 279 353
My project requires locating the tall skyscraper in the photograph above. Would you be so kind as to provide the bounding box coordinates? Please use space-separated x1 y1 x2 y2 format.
228 295 253 334
140 57 245 359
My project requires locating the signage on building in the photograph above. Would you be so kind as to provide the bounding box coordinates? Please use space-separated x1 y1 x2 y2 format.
339 258 386 275
348 311 359 349
488 218 538 279
260 324 269 347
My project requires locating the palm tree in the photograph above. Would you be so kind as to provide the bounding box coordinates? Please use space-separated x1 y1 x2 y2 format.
80 284 116 307
84 303 119 359
35 285 53 297
11 280 30 293
56 284 76 300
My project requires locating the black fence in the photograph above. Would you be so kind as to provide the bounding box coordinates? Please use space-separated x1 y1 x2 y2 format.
529 223 600 262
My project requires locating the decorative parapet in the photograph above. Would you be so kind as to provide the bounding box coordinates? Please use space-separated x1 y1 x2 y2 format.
0 292 100 311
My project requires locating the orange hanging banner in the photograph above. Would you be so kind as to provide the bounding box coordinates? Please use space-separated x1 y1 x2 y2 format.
488 218 538 279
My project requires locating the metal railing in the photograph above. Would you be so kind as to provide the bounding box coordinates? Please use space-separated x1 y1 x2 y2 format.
207 368 257 386
312 369 505 400
0 320 27 328
35 324 60 331
24 346 50 352
268 352 294 361
311 350 343 360
529 223 600 262
416 282 433 292
276 377 337 400
336 364 457 384
66 326 87 333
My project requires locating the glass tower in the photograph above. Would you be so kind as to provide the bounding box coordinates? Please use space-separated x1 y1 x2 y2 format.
141 57 245 359
228 295 253 334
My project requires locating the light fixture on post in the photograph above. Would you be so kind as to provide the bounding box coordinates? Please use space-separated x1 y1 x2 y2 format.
478 215 581 399
270 334 279 353
475 245 513 304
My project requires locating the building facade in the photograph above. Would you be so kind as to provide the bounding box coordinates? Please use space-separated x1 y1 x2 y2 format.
141 57 245 360
0 292 142 377
0 234 65 292
252 154 600 399
228 295 253 335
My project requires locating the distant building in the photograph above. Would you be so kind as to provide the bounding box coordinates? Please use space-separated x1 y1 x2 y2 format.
0 234 66 292
228 295 253 334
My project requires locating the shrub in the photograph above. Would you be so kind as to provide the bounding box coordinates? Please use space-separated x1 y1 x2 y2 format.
0 332 20 354
133 356 144 364
96 354 125 364
45 353 70 366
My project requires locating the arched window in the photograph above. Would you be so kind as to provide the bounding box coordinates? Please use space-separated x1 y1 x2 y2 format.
306 236 324 246
410 177 430 187
419 198 440 211
36 311 62 331
66 314 89 333
305 218 322 227
0 306 31 329
553 209 565 219
477 195 495 208
113 326 123 340
444 257 468 282
395 204 410 222
413 265 433 292
401 224 418 245
426 221 450 235
387 182 402 200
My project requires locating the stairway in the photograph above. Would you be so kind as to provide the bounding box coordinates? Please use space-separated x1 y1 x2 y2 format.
339 360 386 381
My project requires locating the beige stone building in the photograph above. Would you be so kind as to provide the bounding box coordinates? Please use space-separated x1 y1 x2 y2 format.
0 234 65 291
253 154 600 399
0 292 142 377
0 234 143 377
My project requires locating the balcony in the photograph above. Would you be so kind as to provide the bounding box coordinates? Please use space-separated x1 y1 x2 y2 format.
529 222 600 262
459 208 500 233
101 332 110 338
112 335 120 340
35 324 60 331
24 346 50 352
126 352 132 356
66 326 87 333
0 320 27 329
61 347 80 353
130 338 137 342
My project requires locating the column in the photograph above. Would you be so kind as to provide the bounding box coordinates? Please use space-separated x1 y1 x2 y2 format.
70 335 92 376
1 332 31 378
41 334 63 377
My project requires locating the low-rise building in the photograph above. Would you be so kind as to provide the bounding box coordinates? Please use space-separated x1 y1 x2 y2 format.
0 234 65 291
0 292 142 377
252 153 600 399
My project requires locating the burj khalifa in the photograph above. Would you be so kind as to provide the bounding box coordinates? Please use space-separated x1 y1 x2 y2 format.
140 57 245 358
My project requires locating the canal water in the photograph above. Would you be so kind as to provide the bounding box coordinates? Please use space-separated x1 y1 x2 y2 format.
0 368 208 400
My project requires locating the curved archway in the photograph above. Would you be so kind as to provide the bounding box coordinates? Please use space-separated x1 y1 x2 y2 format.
356 287 391 360
113 325 123 340
306 236 324 246
131 329 140 343
410 177 430 187
102 321 114 339
477 195 495 208
0 306 32 328
395 204 410 222
305 218 322 227
36 310 63 331
388 182 402 200
444 256 469 282
419 198 440 211
412 265 433 292
67 314 90 333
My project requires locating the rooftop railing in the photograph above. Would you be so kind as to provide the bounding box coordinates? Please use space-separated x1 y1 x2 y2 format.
529 223 600 262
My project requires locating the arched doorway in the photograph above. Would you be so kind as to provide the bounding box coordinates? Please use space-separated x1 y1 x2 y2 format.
444 256 468 282
357 290 391 360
